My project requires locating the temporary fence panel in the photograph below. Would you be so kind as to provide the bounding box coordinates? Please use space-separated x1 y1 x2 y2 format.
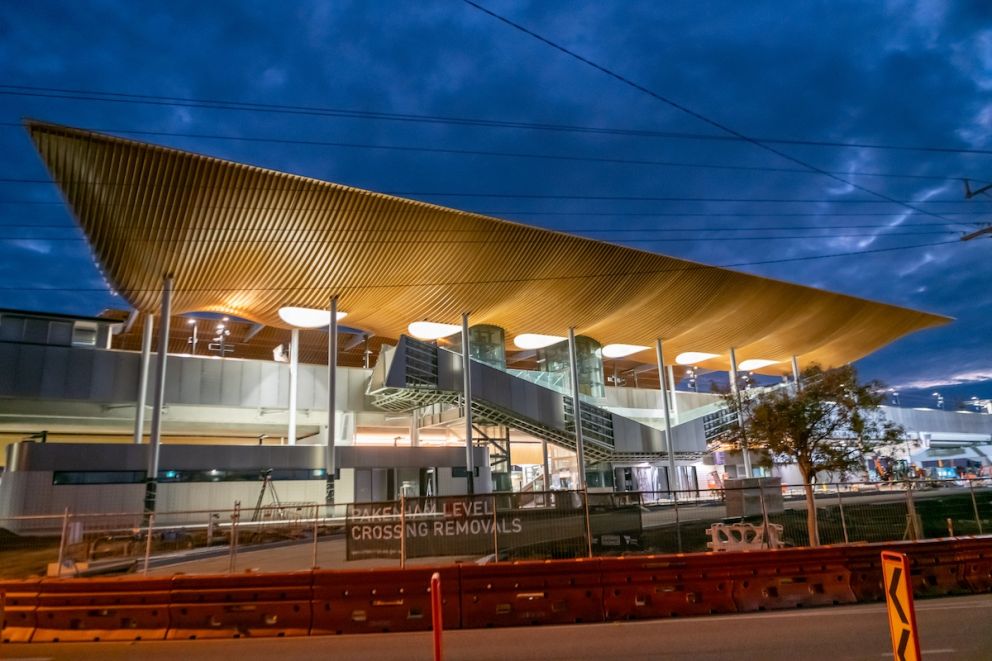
345 493 592 563
0 515 66 580
3 479 992 582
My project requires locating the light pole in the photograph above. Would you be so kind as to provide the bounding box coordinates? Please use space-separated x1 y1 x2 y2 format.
729 347 752 478
687 367 698 392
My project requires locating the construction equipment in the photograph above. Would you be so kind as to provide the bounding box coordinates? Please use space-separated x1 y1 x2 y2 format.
251 469 282 522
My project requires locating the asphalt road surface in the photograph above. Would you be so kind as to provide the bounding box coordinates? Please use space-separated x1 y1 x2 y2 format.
6 593 989 660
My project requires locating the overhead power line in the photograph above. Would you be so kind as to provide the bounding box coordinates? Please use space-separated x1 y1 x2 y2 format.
0 231 957 245
479 210 992 218
0 193 988 206
3 210 990 223
0 220 972 231
2 85 991 156
0 122 984 186
459 0 953 227
0 238 963 293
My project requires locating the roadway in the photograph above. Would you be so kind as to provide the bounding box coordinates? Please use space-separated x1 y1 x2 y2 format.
6 593 990 660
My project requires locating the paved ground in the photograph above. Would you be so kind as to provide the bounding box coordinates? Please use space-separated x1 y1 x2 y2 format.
5 593 990 660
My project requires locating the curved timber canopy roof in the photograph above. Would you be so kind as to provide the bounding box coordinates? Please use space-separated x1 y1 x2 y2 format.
27 121 950 374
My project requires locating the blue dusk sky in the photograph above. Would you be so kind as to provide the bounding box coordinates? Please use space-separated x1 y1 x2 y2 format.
0 1 990 394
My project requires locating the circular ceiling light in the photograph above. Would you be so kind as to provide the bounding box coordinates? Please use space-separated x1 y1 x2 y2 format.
738 359 779 371
602 344 650 358
408 321 461 340
514 333 566 350
675 351 720 365
278 306 348 328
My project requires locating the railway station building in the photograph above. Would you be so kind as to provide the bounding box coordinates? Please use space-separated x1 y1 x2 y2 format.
2 121 982 518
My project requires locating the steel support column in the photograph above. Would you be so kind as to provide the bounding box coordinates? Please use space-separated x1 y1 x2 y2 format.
667 364 679 421
462 313 474 494
410 407 420 447
133 313 153 445
729 347 752 477
144 276 172 515
288 328 299 445
791 355 802 390
327 296 338 502
567 327 586 490
541 438 551 493
656 339 680 493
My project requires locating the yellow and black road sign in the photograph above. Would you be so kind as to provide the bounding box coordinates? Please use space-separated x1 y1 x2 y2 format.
881 551 921 661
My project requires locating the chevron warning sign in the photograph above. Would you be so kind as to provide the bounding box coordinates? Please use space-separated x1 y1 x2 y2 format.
881 551 921 661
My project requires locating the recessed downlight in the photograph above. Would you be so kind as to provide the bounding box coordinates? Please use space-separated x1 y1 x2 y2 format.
602 344 650 358
514 333 566 350
675 351 720 365
408 321 461 340
278 306 348 328
738 359 779 371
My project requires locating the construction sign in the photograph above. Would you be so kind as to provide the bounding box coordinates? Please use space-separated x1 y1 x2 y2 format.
881 551 921 661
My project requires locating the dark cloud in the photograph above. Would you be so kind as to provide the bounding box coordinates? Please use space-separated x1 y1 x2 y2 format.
0 0 989 388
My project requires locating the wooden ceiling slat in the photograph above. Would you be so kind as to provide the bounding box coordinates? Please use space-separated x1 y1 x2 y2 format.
28 121 951 374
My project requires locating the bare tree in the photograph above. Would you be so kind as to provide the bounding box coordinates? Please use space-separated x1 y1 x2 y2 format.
718 363 904 546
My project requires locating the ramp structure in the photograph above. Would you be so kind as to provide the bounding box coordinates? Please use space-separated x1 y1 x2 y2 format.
369 336 706 463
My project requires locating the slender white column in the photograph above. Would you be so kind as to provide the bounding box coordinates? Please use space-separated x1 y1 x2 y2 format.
567 327 586 490
791 355 802 390
145 277 172 514
541 437 551 491
461 313 474 494
655 339 679 493
133 313 154 444
288 328 299 445
667 364 679 421
327 296 338 499
410 408 420 447
729 347 752 477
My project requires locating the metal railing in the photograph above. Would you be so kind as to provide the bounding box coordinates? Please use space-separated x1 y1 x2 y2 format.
2 477 990 579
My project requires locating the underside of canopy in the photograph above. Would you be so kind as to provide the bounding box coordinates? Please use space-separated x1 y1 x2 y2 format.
27 120 951 374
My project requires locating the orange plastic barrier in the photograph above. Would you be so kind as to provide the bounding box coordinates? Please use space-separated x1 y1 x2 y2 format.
459 559 603 629
4 536 992 646
167 572 313 639
908 544 971 597
311 566 460 635
601 555 736 620
31 576 172 642
0 579 40 643
730 549 856 611
840 538 971 602
845 545 888 602
955 538 992 593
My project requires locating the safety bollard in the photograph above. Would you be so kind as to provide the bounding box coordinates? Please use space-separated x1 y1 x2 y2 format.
431 571 443 661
